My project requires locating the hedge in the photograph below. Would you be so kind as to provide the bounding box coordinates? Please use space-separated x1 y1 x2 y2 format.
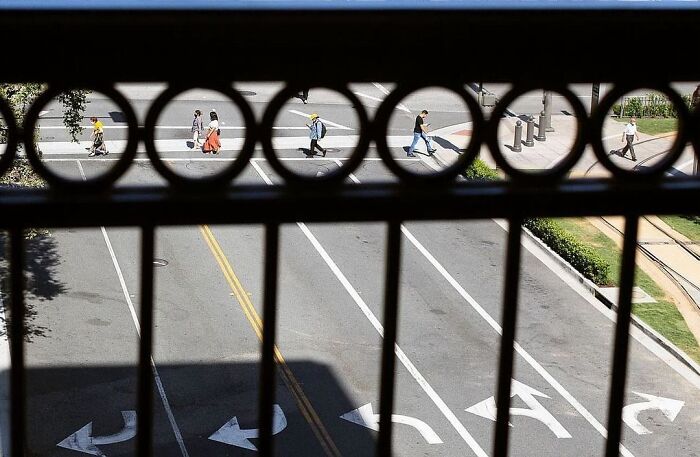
612 93 692 118
522 218 610 285
463 159 611 285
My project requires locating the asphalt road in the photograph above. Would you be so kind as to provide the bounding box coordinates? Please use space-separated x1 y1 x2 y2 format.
5 83 700 457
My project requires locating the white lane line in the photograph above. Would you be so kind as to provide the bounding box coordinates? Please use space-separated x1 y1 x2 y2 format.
403 226 635 457
336 163 635 457
43 157 420 163
76 161 191 457
354 91 411 113
250 160 488 457
288 110 353 131
37 125 336 131
406 224 636 457
372 83 411 113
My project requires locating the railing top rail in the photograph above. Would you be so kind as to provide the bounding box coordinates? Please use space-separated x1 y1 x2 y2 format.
1 7 699 83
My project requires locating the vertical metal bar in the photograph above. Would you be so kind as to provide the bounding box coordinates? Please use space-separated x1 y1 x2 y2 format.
259 223 280 457
377 221 402 456
8 227 26 457
137 226 155 457
493 218 523 457
605 216 639 457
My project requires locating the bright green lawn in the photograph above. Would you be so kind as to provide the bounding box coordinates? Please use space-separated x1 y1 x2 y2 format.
555 217 700 363
659 215 700 242
614 117 678 136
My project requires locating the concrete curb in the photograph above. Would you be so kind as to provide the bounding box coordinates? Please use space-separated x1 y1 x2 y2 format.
521 225 700 376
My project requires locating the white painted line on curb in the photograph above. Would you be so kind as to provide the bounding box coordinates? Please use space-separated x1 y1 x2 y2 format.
288 110 353 131
505 219 700 390
250 160 488 457
76 161 191 457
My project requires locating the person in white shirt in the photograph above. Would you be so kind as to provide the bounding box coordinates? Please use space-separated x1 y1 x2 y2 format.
620 117 639 161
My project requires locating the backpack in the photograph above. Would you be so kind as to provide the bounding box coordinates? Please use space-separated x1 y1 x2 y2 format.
320 122 327 139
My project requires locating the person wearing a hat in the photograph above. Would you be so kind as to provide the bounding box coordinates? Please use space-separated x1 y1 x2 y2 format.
306 113 327 157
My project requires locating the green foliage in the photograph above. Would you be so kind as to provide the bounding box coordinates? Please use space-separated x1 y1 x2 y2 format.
620 92 693 119
461 159 611 285
57 90 88 142
523 218 611 285
0 84 89 144
612 103 621 116
463 158 500 181
0 158 45 189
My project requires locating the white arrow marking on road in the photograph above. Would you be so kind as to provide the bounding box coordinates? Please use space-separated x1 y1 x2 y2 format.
340 403 443 445
39 110 50 117
622 392 684 435
57 410 137 456
466 380 572 439
209 404 287 451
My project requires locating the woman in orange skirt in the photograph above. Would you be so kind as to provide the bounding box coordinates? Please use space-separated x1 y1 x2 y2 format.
202 111 221 154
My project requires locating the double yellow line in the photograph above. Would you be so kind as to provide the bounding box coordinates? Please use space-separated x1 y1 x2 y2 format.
200 225 342 457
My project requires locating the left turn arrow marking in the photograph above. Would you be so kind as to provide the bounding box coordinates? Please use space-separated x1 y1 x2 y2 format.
340 403 442 445
209 404 287 451
57 410 137 456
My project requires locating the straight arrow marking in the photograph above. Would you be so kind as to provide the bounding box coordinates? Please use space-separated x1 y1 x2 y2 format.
622 392 685 435
340 403 442 445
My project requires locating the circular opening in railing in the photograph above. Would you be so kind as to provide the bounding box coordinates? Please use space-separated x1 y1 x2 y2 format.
260 85 369 185
487 86 586 181
146 87 255 184
373 84 483 184
591 85 690 179
25 87 138 187
384 87 478 176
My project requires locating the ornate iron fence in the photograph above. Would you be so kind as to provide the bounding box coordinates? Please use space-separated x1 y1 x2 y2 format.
0 4 699 457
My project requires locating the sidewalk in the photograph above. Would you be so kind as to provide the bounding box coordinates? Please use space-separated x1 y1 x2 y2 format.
430 114 700 352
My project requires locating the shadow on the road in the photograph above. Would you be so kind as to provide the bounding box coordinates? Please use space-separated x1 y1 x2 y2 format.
108 111 127 123
432 136 464 154
23 361 375 456
0 231 66 341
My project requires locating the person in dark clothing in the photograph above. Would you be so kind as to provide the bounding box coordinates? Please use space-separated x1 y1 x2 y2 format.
407 110 436 157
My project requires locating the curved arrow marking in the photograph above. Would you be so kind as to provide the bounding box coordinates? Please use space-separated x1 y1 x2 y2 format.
622 392 684 435
209 404 287 451
466 380 571 439
57 410 137 456
340 403 442 445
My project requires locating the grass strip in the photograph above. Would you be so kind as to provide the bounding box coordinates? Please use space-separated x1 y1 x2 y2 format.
613 117 678 136
558 217 700 363
659 215 700 242
463 161 700 364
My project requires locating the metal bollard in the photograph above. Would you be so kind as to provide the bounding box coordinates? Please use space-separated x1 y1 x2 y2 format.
535 111 547 141
544 90 554 132
513 120 522 152
525 116 535 147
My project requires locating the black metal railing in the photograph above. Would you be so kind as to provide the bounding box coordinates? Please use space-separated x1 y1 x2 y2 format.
1 4 699 457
